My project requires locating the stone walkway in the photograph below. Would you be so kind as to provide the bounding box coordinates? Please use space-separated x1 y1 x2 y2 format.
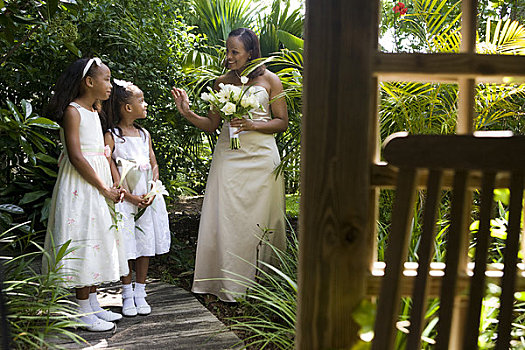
55 281 241 349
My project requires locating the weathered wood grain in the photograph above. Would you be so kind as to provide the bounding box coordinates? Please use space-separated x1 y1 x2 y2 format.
375 53 525 83
52 281 241 349
297 0 379 348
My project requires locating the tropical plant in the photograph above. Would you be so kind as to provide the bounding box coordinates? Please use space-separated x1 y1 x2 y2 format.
189 0 258 46
1 0 212 197
225 220 298 349
0 99 59 228
176 0 305 192
0 1 86 109
2 222 86 349
380 1 525 140
372 4 525 347
257 0 304 57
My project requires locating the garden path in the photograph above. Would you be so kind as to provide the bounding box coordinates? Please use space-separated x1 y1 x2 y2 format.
55 280 241 349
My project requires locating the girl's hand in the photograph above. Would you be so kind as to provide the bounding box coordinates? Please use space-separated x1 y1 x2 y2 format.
170 87 191 118
127 193 146 207
101 187 122 203
139 194 155 208
117 187 126 202
230 117 255 133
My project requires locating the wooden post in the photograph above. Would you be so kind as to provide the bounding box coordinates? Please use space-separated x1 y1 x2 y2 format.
297 0 378 348
450 2 477 348
457 0 477 134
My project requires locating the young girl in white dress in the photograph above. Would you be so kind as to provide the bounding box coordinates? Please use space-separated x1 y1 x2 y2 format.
43 57 129 332
103 79 170 316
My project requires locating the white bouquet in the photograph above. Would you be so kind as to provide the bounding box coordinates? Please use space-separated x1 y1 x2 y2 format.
200 75 263 149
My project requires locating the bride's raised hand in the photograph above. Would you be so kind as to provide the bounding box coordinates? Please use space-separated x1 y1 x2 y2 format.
170 87 191 118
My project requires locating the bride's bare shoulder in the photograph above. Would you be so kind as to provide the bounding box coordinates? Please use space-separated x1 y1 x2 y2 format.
216 71 237 85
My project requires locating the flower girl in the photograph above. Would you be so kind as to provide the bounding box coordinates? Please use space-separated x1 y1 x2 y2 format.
43 57 129 332
103 79 170 316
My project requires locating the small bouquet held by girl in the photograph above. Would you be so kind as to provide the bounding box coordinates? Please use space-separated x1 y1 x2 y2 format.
116 157 168 221
200 75 263 149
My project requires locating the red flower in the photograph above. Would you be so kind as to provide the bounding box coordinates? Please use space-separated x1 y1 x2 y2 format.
393 2 407 16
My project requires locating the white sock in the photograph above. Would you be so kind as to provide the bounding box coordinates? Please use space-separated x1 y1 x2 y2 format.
122 283 135 309
134 282 148 307
76 298 97 324
88 292 105 314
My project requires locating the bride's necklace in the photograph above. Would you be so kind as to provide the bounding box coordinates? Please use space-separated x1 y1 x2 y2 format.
234 70 243 82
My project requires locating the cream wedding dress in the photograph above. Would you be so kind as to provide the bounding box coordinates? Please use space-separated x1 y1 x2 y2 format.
192 85 286 302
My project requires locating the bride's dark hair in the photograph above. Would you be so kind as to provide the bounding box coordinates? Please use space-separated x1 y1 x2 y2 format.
45 57 103 126
227 28 266 79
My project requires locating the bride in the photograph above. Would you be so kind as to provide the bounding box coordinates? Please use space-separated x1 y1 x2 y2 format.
171 27 288 302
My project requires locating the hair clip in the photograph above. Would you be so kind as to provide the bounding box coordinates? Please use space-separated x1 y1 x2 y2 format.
113 78 134 89
82 57 102 78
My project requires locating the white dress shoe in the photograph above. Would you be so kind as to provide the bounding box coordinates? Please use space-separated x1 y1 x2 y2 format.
122 304 138 317
133 288 151 315
122 289 137 317
81 318 115 332
136 303 151 316
95 309 123 322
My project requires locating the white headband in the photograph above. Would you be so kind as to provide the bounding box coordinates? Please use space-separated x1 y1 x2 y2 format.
82 57 102 78
113 78 134 89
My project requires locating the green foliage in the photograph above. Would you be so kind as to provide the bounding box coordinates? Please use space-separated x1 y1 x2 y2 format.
71 0 212 193
0 1 84 109
0 99 59 228
1 0 213 199
379 1 525 140
189 0 258 46
285 194 299 217
225 222 298 349
257 0 304 57
0 0 84 63
403 0 462 53
2 223 86 349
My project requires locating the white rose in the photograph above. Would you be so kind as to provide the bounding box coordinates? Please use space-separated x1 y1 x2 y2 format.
248 95 259 109
240 76 249 84
221 102 236 115
240 96 250 108
241 94 257 109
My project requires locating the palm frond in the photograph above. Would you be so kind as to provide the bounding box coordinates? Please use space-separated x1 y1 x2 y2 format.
190 0 257 46
478 18 525 55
